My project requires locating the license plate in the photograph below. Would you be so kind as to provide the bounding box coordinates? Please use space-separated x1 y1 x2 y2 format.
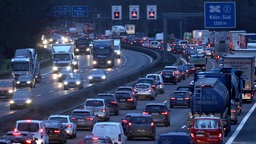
177 98 183 100
164 76 170 78
78 119 85 121
120 99 126 102
151 113 158 115
137 129 145 132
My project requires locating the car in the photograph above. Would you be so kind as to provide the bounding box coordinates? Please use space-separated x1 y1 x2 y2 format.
146 73 165 94
176 86 193 96
137 77 158 92
114 91 137 109
74 37 91 55
72 56 79 69
170 90 192 108
57 68 73 82
63 73 84 90
184 48 198 60
78 135 114 144
133 83 156 100
115 86 136 97
149 41 161 49
4 131 37 144
159 70 178 84
195 46 205 54
126 113 156 140
97 93 119 115
121 113 142 135
183 63 196 74
143 103 170 126
9 89 34 110
0 79 16 99
48 115 77 138
70 109 97 130
0 139 11 144
177 65 190 78
15 120 49 144
172 45 184 54
92 122 127 144
42 120 67 144
164 66 182 82
83 98 110 121
88 69 107 83
16 74 35 88
158 132 192 144
230 100 238 125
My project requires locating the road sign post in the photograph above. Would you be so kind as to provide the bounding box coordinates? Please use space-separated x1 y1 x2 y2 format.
112 5 122 20
204 2 236 28
72 6 88 17
129 5 139 20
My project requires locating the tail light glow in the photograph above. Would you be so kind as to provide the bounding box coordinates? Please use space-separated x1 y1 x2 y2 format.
102 108 106 112
143 111 149 115
86 117 94 121
161 111 168 115
127 98 134 102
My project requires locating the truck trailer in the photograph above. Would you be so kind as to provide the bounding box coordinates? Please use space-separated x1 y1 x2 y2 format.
228 30 246 50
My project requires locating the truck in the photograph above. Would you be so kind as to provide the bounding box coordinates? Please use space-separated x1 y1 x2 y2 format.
74 37 91 55
51 44 78 73
222 54 255 102
188 54 207 71
155 32 164 43
239 33 256 49
228 30 246 50
92 39 115 68
211 31 229 60
10 48 41 82
192 30 210 45
188 77 231 137
114 39 121 59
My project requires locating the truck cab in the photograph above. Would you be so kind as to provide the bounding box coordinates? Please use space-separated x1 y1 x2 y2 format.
189 116 224 144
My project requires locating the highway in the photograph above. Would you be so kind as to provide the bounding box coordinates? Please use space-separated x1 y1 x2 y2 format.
0 48 256 144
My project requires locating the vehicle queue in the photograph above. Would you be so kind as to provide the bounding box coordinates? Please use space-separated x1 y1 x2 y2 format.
0 32 252 144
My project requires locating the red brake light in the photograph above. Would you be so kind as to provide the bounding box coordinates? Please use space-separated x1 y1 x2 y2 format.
161 112 168 115
231 109 236 113
147 88 152 92
66 124 72 128
54 130 61 133
86 117 94 121
127 98 134 102
151 122 154 127
143 111 149 115
122 119 128 124
13 132 21 136
170 97 175 100
92 137 99 140
128 122 132 126
71 117 76 120
25 120 32 123
102 108 106 112
25 140 32 144
174 71 179 75
40 128 43 133
185 97 190 100
111 101 117 104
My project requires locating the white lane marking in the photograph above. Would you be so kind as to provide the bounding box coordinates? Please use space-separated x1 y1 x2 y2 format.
49 90 55 93
226 102 256 144
36 94 42 97
180 57 187 64
122 55 128 66
181 125 187 129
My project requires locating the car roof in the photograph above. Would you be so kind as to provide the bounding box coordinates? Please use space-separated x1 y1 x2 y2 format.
117 86 133 89
138 77 154 80
86 98 106 101
49 114 70 118
173 90 189 93
97 93 115 96
72 109 92 112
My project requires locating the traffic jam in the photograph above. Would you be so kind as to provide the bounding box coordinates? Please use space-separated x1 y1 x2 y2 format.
1 26 255 144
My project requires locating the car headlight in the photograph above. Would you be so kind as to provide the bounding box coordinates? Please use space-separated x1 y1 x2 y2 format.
49 38 53 42
8 89 14 93
88 76 93 80
107 60 112 64
101 75 106 79
76 81 81 85
93 61 97 65
64 81 68 85
16 81 20 84
42 39 48 45
10 100 15 104
75 49 79 52
26 81 31 84
58 74 62 77
72 61 77 65
53 66 58 71
66 66 71 70
117 51 121 55
26 99 32 104
86 48 90 51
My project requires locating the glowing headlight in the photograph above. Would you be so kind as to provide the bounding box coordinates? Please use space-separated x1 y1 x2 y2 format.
53 66 58 71
43 39 48 45
58 74 62 77
72 61 77 65
88 76 93 80
75 49 79 52
76 81 81 85
101 75 106 79
86 48 90 51
93 61 97 65
26 99 32 104
8 89 14 93
49 38 53 42
107 60 112 64
16 81 20 84
117 51 121 55
26 81 31 84
10 100 15 104
64 81 68 85
66 66 71 70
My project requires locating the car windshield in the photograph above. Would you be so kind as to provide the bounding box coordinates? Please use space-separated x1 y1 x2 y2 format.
13 91 30 98
66 74 79 79
72 111 91 116
138 79 153 84
97 95 114 101
131 116 151 124
115 93 130 98
173 92 187 97
17 123 39 132
49 117 68 123
135 84 150 89
146 105 165 111
44 121 60 128
194 119 219 129
0 81 12 87
116 87 132 92
86 100 104 106
84 138 110 144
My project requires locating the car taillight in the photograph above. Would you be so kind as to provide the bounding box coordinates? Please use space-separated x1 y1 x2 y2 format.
40 128 44 133
127 98 134 102
86 117 94 121
170 97 175 100
102 108 106 112
128 122 132 126
13 132 21 136
150 122 154 127
152 84 156 88
185 97 190 100
147 88 152 92
174 71 179 75
161 112 168 115
231 109 236 113
71 117 76 120
92 137 99 140
218 133 222 138
190 133 195 138
134 88 138 92
54 130 61 133
25 140 32 144
111 101 117 104
122 119 128 124
143 111 149 115
118 134 122 141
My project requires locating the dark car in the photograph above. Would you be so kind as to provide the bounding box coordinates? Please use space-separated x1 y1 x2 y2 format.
42 120 67 144
97 93 119 115
170 90 191 108
16 74 35 88
9 89 34 110
183 63 196 74
74 37 91 55
185 48 198 60
115 91 137 110
158 132 192 144
121 113 142 135
126 114 156 140
115 86 136 97
78 135 113 144
172 45 184 54
0 79 16 99
57 68 73 82
143 103 170 126
70 109 97 130
176 86 193 96
63 73 84 90
160 70 178 84
4 131 36 144
177 65 190 78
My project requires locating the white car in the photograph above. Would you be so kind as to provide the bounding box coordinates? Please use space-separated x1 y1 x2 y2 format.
92 122 127 144
88 69 107 83
48 115 77 138
146 73 165 94
149 41 161 48
84 98 110 121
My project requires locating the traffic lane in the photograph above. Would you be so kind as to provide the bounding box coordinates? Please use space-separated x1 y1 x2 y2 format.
67 74 194 144
0 50 151 117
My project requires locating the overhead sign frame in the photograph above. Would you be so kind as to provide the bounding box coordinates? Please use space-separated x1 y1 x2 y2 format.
129 5 139 20
72 5 88 17
112 5 122 20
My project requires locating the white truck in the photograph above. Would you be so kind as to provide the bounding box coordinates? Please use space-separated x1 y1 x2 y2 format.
10 48 41 82
228 30 246 50
155 32 164 42
114 39 121 58
222 54 255 102
51 44 78 73
192 30 210 45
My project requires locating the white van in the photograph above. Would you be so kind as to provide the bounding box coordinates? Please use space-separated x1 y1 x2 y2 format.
92 122 127 144
15 120 49 144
